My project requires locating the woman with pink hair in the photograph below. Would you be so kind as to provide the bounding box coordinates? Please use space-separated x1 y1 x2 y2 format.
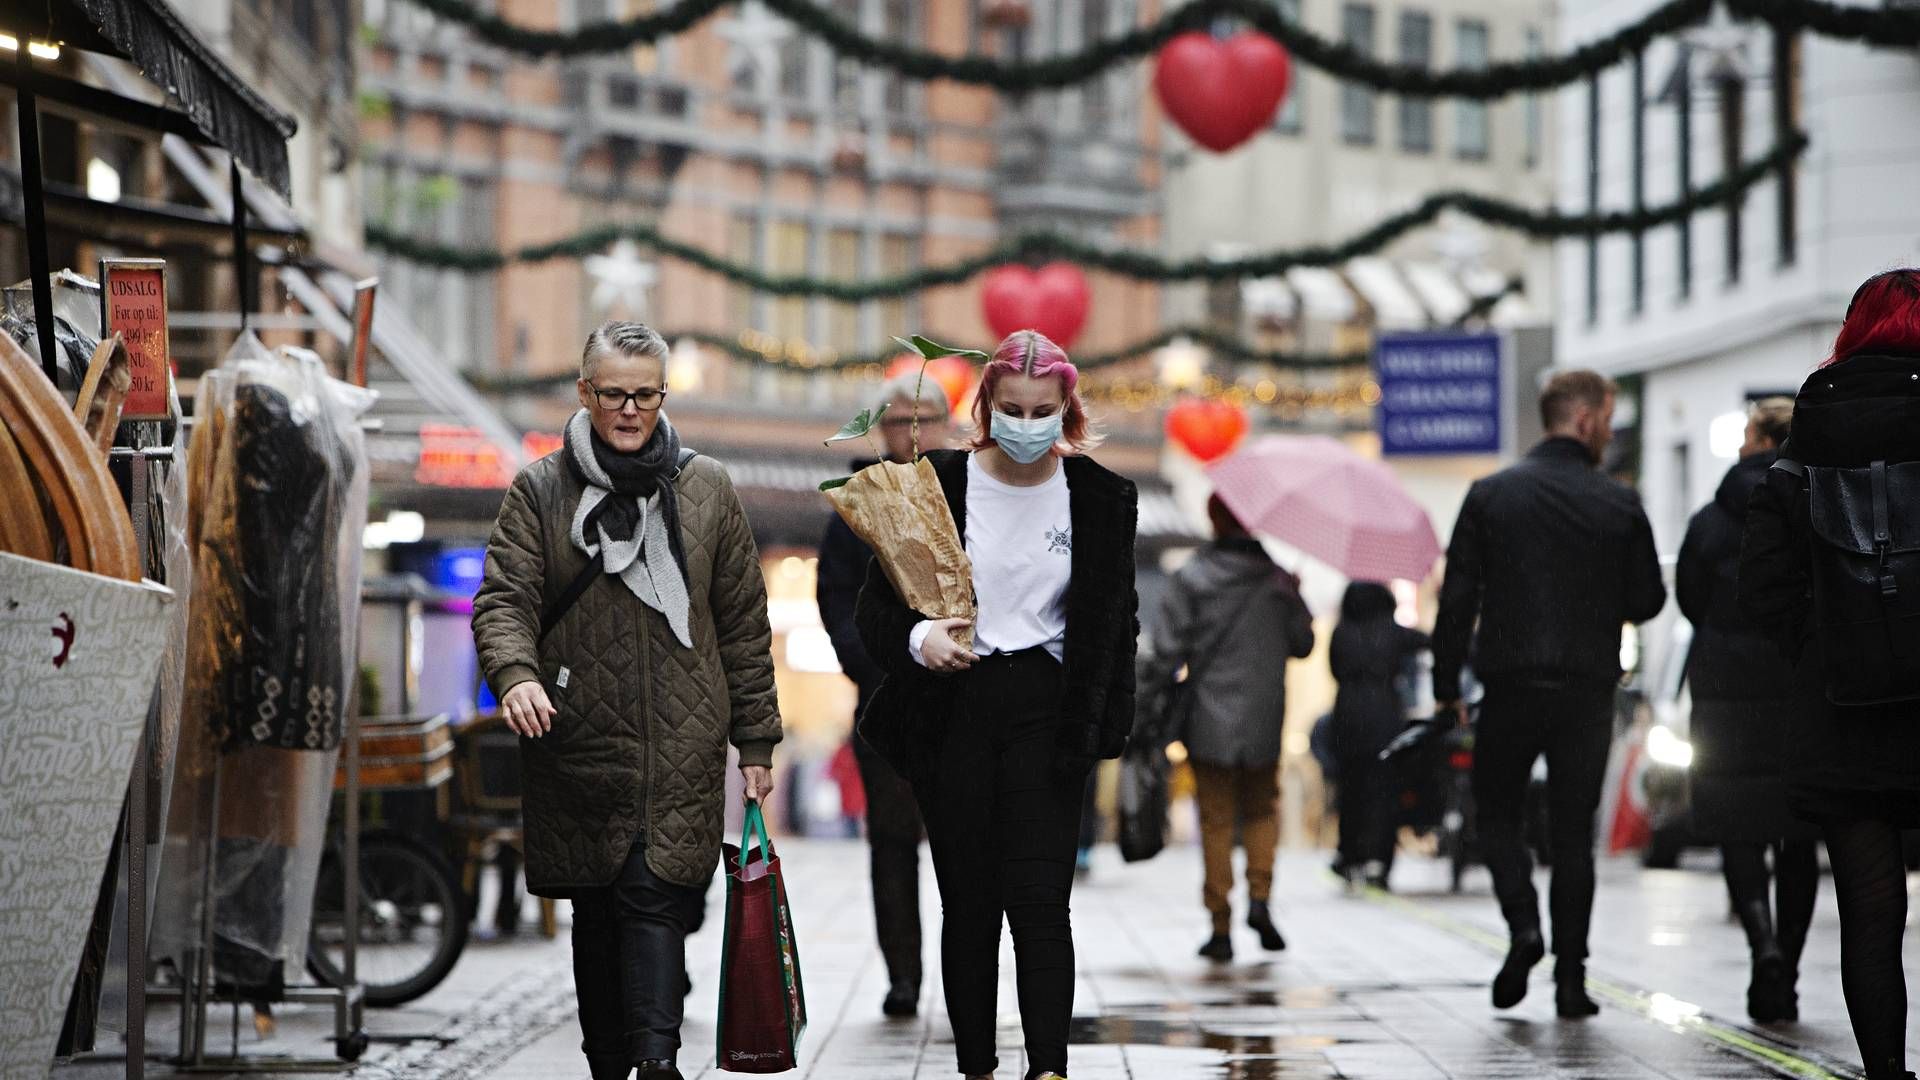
855 329 1139 1080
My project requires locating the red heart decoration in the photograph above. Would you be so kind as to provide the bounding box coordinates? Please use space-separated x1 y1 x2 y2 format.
885 353 977 417
1165 398 1250 462
979 262 1092 348
1153 32 1292 154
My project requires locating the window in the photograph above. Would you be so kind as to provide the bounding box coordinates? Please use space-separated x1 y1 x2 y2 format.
1273 0 1304 133
825 230 861 353
1524 28 1543 168
876 235 915 342
831 0 862 112
1398 11 1433 153
778 32 810 99
1340 4 1376 145
769 220 809 344
1083 0 1111 123
1455 20 1490 160
727 214 757 333
882 0 912 113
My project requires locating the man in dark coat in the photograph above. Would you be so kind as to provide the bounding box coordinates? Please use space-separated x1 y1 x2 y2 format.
1432 369 1666 1019
1145 496 1315 963
1677 396 1817 1023
816 373 951 1019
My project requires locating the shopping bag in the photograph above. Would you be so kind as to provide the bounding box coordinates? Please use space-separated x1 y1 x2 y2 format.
716 802 806 1073
1116 745 1169 863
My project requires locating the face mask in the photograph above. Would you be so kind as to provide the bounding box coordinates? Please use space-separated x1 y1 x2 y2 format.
991 410 1063 464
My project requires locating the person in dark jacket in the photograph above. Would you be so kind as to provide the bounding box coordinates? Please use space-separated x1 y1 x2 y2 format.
1740 269 1920 1080
1432 369 1667 1019
856 331 1137 1080
1144 496 1315 962
1330 582 1430 891
1676 396 1818 1024
816 372 952 1019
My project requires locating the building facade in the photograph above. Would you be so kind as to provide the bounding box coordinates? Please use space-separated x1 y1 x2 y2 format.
1551 0 1919 682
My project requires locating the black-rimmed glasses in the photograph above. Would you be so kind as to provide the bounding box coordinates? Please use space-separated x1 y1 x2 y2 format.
587 381 667 412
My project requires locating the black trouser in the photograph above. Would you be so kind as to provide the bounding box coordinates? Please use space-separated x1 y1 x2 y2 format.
1336 753 1398 874
571 837 705 1076
916 649 1082 1079
1472 679 1614 967
1722 838 1819 975
853 735 925 993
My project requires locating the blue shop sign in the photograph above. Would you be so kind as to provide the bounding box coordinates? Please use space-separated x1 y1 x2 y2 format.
1375 332 1502 456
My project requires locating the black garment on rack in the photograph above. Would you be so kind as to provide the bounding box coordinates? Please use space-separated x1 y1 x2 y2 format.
216 382 356 753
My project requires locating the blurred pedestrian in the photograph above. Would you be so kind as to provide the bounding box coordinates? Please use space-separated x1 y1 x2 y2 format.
816 372 952 1019
1144 495 1314 963
1677 396 1818 1024
1741 269 1920 1080
1330 582 1429 891
1432 370 1667 1019
856 330 1138 1080
472 322 782 1080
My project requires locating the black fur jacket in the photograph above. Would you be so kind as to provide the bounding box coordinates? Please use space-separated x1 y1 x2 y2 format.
854 448 1139 780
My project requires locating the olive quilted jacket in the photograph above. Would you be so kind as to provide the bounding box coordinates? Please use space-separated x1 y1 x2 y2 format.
472 451 781 894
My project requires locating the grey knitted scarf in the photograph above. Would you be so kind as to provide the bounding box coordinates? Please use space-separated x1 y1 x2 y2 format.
564 409 693 648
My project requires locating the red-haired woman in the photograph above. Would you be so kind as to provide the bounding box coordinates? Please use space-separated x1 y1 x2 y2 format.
1741 268 1920 1080
857 330 1139 1080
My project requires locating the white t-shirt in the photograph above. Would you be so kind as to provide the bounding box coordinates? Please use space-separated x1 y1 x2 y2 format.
911 454 1073 665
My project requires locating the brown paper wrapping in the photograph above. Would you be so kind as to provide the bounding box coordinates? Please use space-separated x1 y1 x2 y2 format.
826 457 975 649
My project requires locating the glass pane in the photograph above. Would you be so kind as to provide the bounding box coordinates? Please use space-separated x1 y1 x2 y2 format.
826 230 861 352
1399 11 1431 152
1274 0 1303 133
1341 4 1376 145
1456 20 1491 159
877 235 914 342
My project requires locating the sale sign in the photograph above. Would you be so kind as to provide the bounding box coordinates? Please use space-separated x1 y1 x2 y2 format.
99 259 172 421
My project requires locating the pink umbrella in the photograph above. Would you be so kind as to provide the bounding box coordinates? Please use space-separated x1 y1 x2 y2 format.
1205 435 1442 583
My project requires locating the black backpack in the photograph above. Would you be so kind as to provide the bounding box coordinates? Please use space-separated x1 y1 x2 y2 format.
1774 457 1920 705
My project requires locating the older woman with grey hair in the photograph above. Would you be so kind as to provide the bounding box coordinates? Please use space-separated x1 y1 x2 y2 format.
473 321 782 1080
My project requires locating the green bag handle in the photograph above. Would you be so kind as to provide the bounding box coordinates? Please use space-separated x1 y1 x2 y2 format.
738 799 774 865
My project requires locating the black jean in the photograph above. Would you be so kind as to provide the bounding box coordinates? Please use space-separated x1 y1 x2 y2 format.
1472 679 1614 967
916 648 1082 1078
853 735 925 992
571 837 706 1075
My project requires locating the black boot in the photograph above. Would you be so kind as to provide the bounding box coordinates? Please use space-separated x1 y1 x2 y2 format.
1198 931 1234 962
1247 901 1287 952
1491 926 1545 1009
587 1059 631 1080
636 1062 684 1080
1737 899 1790 1024
1555 962 1600 1019
882 979 919 1018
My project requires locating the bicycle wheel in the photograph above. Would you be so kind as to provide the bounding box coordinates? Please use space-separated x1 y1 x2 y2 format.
308 829 470 1007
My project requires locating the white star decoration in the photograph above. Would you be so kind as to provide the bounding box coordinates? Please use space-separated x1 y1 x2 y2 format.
1685 3 1755 80
717 1 792 90
584 239 656 315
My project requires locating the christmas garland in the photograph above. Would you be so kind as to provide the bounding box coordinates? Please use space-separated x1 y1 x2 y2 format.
464 325 1370 393
368 133 1807 299
391 0 1919 88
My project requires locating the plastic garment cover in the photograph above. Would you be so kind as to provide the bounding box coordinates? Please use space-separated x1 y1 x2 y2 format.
2 271 104 397
150 335 374 1000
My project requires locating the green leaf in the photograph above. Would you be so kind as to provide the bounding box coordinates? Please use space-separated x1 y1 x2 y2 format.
818 476 850 492
893 335 989 364
824 403 888 445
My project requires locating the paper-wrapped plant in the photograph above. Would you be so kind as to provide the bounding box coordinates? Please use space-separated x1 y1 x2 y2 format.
821 336 983 648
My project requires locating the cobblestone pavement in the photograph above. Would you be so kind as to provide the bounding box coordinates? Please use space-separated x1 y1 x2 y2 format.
57 841 1920 1079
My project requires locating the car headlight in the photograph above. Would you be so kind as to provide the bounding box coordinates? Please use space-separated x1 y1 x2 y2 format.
1646 724 1694 769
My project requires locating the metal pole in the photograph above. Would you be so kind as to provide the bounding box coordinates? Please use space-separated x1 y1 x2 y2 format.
14 43 57 384
125 460 151 1080
229 157 249 332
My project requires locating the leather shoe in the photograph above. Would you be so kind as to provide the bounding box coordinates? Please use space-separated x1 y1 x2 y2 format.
1491 928 1545 1009
636 1061 683 1080
1198 932 1234 962
882 980 919 1018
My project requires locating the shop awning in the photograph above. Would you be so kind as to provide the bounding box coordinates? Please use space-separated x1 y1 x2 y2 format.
0 0 297 194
